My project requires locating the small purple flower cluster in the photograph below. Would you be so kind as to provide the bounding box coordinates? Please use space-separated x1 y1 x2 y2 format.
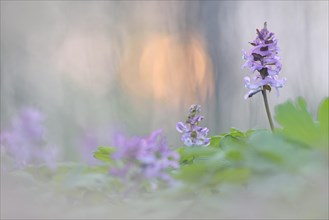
242 22 286 99
110 129 179 185
176 105 210 147
0 108 58 169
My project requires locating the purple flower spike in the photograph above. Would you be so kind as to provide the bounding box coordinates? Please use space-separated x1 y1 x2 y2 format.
242 22 286 99
176 104 210 147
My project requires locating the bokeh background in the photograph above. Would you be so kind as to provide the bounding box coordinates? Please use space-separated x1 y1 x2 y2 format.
1 1 328 161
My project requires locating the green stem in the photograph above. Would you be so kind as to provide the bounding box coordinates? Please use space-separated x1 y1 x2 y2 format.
261 87 274 131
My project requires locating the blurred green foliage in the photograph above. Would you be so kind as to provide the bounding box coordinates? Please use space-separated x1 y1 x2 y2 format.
175 97 328 190
3 97 328 199
275 97 328 148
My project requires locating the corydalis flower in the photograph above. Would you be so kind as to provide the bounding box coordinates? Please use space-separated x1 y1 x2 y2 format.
110 129 179 185
176 104 210 147
242 22 286 99
0 108 58 169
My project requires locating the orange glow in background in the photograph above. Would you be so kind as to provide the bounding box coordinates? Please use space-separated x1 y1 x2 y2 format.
120 34 214 108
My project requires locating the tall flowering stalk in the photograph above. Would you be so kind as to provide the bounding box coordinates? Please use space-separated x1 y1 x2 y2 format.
242 22 286 131
176 104 210 146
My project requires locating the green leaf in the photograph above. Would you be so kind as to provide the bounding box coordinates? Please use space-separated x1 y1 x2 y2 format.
229 127 246 138
209 136 221 148
226 150 244 161
213 168 251 184
318 98 329 141
257 150 283 165
178 147 218 164
246 130 308 172
219 134 244 150
175 163 209 183
245 129 257 137
93 146 116 164
274 97 324 147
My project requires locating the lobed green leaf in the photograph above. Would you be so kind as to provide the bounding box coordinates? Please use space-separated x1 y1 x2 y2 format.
93 146 116 164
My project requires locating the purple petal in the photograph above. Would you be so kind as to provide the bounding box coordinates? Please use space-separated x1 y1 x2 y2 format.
203 138 210 146
190 116 204 124
176 122 188 133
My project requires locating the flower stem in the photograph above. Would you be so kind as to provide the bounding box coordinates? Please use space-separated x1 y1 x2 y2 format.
261 87 274 131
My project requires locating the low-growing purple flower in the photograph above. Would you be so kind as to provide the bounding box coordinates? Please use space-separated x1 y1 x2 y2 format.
242 22 286 99
176 104 210 147
110 129 179 185
0 107 58 169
